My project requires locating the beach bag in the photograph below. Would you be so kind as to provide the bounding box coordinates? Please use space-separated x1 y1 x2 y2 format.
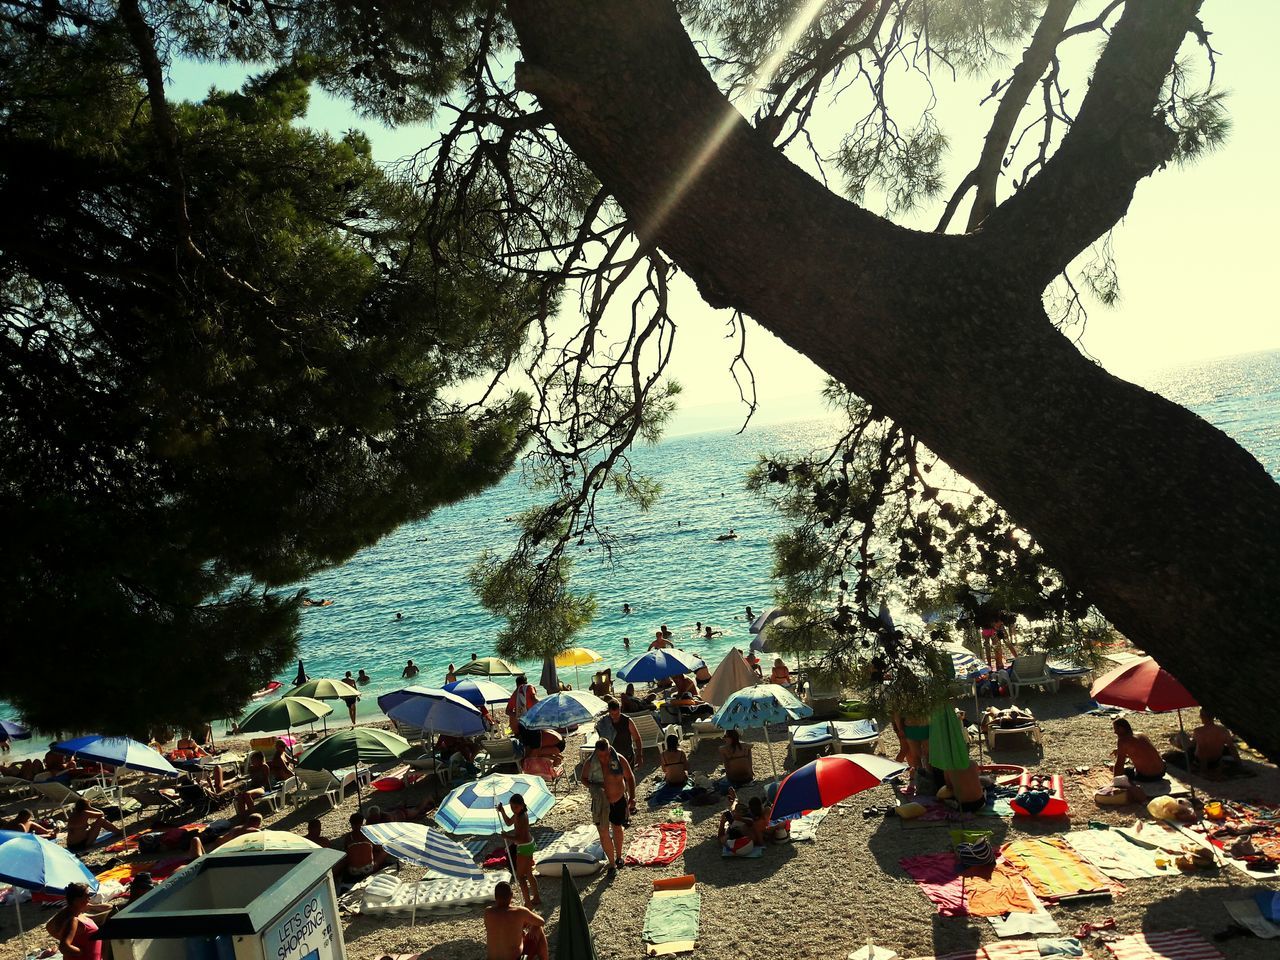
950 829 995 868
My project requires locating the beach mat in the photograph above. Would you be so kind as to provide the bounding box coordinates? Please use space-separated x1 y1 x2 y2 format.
626 823 687 866
643 877 699 956
1103 928 1224 960
900 852 1034 918
1063 829 1169 880
1000 837 1120 902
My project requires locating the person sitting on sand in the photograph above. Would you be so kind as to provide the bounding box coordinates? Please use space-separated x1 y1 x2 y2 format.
303 819 328 847
1111 718 1167 781
497 795 540 907
65 799 121 853
216 813 264 847
769 658 792 686
484 881 548 960
659 735 689 788
718 789 768 852
719 730 753 790
1168 708 1239 774
402 659 419 679
334 811 388 881
7 809 56 838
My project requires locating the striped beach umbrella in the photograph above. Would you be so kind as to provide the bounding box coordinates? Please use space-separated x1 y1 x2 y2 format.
769 754 908 823
361 823 481 926
435 774 555 836
520 691 608 731
946 647 990 679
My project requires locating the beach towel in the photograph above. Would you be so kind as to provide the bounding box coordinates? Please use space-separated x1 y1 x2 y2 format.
1103 929 1224 960
648 781 694 809
929 707 970 771
720 843 764 858
904 945 1041 960
1000 837 1120 902
900 852 1034 917
1063 829 1168 880
788 807 829 842
643 879 700 956
626 823 687 866
986 881 1060 938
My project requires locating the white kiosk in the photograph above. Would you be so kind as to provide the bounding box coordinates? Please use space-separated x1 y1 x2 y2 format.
104 850 347 960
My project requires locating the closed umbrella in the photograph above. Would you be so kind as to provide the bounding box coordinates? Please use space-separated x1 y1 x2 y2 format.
1091 656 1199 795
238 696 333 735
0 720 30 741
617 648 704 684
769 754 908 823
286 678 360 700
710 683 813 784
209 831 319 854
360 823 483 926
296 727 413 807
701 649 758 707
458 657 522 677
540 657 560 694
556 864 598 960
385 689 485 738
521 692 609 731
435 774 555 836
555 648 603 690
444 679 512 707
0 830 98 955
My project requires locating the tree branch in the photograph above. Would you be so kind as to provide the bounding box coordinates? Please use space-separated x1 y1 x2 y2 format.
980 0 1202 287
966 0 1077 231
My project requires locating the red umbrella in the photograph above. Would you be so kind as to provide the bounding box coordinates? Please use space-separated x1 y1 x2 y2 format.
769 753 907 823
1089 657 1197 712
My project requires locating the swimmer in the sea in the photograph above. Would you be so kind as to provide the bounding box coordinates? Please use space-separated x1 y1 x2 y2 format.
622 603 632 615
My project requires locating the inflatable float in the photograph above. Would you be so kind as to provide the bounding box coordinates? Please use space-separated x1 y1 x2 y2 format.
1009 771 1069 817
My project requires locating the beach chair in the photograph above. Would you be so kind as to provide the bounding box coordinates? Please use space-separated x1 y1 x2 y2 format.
802 673 843 718
686 720 722 753
29 781 81 816
1003 654 1059 698
627 712 666 754
391 719 427 744
832 719 880 754
287 769 341 808
476 738 520 776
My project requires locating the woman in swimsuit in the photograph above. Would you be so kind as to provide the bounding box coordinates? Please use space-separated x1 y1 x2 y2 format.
719 729 753 788
497 795 541 907
659 735 689 787
50 883 106 960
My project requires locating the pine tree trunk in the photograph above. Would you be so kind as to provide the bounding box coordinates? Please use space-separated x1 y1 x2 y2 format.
507 0 1280 758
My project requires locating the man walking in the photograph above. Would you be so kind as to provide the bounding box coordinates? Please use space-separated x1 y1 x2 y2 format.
579 739 636 874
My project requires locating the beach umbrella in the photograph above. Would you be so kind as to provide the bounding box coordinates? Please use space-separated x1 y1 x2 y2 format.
51 735 178 778
617 648 704 684
457 657 522 677
285 678 360 701
0 830 98 955
296 727 413 807
435 774 555 836
540 657 560 695
943 645 991 762
209 831 319 854
556 864 598 960
238 696 333 735
769 754 908 823
444 679 512 707
555 648 603 690
520 692 609 731
710 683 813 784
1091 656 1199 795
700 648 758 707
385 689 485 738
376 685 434 714
361 822 482 926
748 607 783 634
0 720 30 741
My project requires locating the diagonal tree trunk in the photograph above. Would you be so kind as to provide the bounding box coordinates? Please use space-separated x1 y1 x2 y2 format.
506 0 1280 758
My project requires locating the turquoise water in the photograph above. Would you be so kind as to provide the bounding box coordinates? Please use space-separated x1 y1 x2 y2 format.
4 349 1277 749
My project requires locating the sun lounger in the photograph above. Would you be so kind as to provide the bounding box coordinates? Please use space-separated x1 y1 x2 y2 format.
29 781 83 815
686 720 722 752
628 712 667 753
286 769 340 808
476 738 520 775
787 720 879 763
533 824 605 877
359 870 511 916
999 654 1059 698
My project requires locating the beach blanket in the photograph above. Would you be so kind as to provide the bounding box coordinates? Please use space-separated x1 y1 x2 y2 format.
643 879 700 956
900 852 1034 918
626 823 687 866
788 807 830 842
987 881 1061 938
480 829 565 868
648 781 694 809
1103 929 1224 960
1063 829 1169 880
905 944 1041 960
1000 837 1120 902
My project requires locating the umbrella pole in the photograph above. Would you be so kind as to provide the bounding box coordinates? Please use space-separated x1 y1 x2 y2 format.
974 681 984 764
763 724 780 786
1178 709 1197 802
411 877 419 928
15 894 26 959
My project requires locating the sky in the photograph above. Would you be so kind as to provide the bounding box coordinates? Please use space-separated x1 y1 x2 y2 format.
168 0 1279 436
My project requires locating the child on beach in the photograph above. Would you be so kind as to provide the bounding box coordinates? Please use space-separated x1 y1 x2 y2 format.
496 795 540 907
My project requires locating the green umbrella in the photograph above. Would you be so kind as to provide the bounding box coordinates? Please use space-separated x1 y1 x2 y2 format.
296 727 413 807
556 864 597 960
286 678 359 700
927 705 971 771
238 696 333 735
457 656 521 677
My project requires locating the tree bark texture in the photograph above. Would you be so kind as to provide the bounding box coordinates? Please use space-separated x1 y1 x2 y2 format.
506 0 1280 758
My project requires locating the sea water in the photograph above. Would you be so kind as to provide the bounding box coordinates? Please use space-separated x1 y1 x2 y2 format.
3 350 1277 746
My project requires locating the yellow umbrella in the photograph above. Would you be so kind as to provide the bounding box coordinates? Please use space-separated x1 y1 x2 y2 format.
554 648 603 690
210 831 320 854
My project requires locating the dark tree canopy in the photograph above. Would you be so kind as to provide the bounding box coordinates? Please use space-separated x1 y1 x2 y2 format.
3 1 1277 755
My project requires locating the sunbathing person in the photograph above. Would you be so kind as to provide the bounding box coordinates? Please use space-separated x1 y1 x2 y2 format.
1111 718 1167 781
215 813 264 847
659 735 689 788
268 740 294 782
7 809 56 838
235 751 275 818
769 659 792 685
1168 708 1239 775
719 730 754 790
670 675 714 719
497 795 541 907
620 683 656 713
484 881 548 960
65 799 121 853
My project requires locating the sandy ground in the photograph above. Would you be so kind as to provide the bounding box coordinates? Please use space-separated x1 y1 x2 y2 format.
2 684 1277 960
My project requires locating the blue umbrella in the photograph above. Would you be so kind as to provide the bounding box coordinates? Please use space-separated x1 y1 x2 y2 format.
617 648 704 683
521 692 608 731
710 683 814 784
0 720 30 740
443 679 512 708
376 685 434 714
385 689 485 738
361 822 482 926
435 774 555 836
52 735 178 777
0 830 99 954
947 648 990 679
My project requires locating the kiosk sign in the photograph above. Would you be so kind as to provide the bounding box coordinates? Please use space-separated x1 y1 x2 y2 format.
263 878 342 960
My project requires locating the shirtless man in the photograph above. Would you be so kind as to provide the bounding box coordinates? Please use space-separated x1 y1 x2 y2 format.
216 813 264 847
659 735 689 788
1111 718 1166 781
268 741 294 783
579 740 636 873
648 631 673 651
484 881 547 960
1171 708 1237 773
496 795 540 907
65 799 121 852
236 751 274 818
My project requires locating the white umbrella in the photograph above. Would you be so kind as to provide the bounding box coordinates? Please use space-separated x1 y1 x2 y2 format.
710 683 813 784
361 823 483 926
